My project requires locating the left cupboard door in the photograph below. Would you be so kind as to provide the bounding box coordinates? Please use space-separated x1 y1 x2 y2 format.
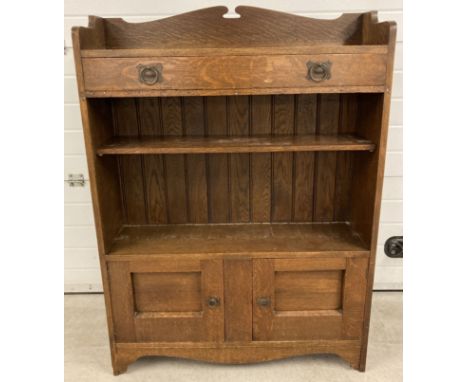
107 259 224 342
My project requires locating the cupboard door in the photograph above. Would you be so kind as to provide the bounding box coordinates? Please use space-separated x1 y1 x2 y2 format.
108 259 224 342
253 257 368 341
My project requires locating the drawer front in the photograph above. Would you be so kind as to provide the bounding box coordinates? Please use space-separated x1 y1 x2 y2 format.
82 54 387 93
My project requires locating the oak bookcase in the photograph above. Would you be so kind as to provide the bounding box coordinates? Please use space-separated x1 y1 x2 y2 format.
72 6 396 375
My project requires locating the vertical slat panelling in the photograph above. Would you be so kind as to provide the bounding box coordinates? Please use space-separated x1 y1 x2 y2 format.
205 97 230 223
161 97 188 223
184 97 209 223
250 96 272 222
293 94 317 222
138 98 168 224
138 98 162 136
271 95 294 222
313 94 340 221
113 99 147 224
334 94 357 221
228 96 250 223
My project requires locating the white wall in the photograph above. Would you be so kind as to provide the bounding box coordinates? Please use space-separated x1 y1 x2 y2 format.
64 0 403 292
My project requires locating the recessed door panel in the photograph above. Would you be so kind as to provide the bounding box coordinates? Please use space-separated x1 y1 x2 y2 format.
108 259 224 342
253 257 368 341
275 270 343 311
133 271 202 312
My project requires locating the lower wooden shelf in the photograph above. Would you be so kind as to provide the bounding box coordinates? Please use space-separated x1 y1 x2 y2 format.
106 222 369 258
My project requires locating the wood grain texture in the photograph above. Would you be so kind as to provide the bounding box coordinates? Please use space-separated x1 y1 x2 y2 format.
205 97 230 223
252 259 274 341
293 94 317 221
357 12 397 371
275 270 343 311
112 339 362 374
183 97 209 223
72 25 121 376
107 262 136 341
82 45 388 58
137 98 168 224
108 223 368 257
82 99 123 252
271 95 294 222
342 258 368 339
334 94 357 221
132 271 202 313
313 94 340 221
82 54 387 94
85 85 386 98
72 8 396 374
143 154 167 224
228 96 250 222
97 134 374 155
250 96 272 222
85 7 365 49
160 97 188 223
107 95 361 225
224 259 252 341
108 259 224 343
112 99 147 224
253 258 343 341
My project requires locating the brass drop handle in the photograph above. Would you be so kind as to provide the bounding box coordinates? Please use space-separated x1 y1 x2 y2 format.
306 61 332 82
207 296 221 308
256 297 271 307
138 64 163 85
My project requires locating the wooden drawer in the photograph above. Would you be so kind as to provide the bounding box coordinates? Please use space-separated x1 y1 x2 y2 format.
82 54 387 94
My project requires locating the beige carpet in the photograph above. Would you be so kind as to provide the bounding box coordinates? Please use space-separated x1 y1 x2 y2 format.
65 292 402 381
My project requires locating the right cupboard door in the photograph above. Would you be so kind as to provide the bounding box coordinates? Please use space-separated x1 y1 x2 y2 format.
252 257 368 341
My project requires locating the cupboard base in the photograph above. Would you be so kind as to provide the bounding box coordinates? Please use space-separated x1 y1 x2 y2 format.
112 340 363 375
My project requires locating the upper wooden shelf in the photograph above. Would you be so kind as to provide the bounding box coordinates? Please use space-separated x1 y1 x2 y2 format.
106 222 369 259
73 7 396 52
73 8 395 97
81 45 388 58
97 134 375 155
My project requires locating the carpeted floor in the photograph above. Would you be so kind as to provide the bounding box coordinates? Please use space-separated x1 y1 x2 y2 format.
65 292 402 381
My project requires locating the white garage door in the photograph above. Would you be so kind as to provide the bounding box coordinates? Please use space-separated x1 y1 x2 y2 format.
64 0 403 292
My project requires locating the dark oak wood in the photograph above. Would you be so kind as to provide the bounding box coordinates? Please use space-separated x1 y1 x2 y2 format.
224 259 253 341
78 7 373 50
72 7 396 375
113 340 362 374
109 259 224 343
85 86 386 98
107 223 368 258
355 12 397 372
81 45 388 58
253 258 345 341
97 134 374 155
82 53 386 95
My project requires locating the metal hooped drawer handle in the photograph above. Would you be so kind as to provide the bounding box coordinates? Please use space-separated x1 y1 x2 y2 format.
207 296 221 308
306 61 332 82
138 64 163 85
256 297 271 307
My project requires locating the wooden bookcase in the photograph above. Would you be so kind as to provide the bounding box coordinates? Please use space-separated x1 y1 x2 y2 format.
72 6 396 375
